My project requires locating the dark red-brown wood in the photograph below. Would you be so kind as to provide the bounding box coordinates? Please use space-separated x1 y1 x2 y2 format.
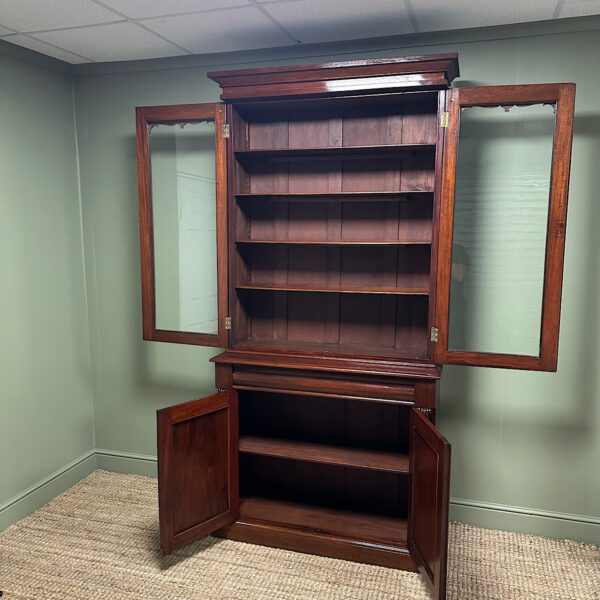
232 367 416 403
157 391 238 554
216 496 416 571
434 83 575 371
239 435 410 474
136 102 229 347
229 92 438 361
408 409 451 600
209 54 459 101
144 55 576 597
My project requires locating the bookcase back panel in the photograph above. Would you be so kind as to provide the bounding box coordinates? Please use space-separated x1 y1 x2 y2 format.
238 199 434 243
243 103 438 151
239 391 410 450
245 157 435 194
240 455 408 517
238 245 431 289
236 290 429 359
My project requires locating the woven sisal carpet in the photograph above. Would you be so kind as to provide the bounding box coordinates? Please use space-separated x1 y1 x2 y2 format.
0 471 598 599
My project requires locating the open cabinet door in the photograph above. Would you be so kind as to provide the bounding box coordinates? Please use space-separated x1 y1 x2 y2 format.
408 409 451 600
137 103 229 347
435 84 575 370
157 391 239 554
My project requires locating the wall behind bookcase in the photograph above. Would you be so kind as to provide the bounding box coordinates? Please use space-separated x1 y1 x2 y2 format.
73 17 600 543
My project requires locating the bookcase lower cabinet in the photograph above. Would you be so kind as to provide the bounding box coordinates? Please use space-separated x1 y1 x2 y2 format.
157 375 451 600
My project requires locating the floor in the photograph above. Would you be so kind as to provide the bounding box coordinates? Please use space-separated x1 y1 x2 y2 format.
0 470 598 599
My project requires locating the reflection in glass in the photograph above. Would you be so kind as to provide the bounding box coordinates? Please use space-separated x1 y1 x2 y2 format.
448 104 555 356
150 121 217 334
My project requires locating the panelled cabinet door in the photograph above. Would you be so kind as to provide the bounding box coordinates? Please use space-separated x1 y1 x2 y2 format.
136 103 229 347
435 84 575 370
408 409 451 600
157 391 239 554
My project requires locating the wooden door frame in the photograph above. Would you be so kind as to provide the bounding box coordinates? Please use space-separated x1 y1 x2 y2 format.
157 390 239 554
408 408 451 600
434 84 575 370
136 103 229 347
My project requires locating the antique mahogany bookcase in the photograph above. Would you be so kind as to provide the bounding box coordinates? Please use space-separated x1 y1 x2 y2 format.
136 54 575 599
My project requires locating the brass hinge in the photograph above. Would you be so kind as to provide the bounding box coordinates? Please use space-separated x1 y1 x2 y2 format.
225 316 232 330
222 123 230 138
430 326 439 342
439 112 449 128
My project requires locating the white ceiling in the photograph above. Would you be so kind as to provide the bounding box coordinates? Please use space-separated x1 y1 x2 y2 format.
0 0 598 64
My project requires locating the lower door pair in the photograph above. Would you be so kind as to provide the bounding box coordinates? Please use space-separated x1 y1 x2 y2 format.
157 390 451 600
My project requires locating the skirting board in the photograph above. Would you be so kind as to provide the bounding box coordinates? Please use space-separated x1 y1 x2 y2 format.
0 450 97 532
95 448 157 477
95 449 600 546
450 498 600 546
2 449 598 546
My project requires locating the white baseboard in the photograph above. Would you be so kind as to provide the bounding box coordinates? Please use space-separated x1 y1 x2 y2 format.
0 450 97 532
3 449 598 546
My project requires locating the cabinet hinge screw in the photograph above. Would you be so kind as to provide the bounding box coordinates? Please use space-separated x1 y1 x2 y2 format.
222 123 230 138
439 112 449 128
430 326 439 342
225 316 232 330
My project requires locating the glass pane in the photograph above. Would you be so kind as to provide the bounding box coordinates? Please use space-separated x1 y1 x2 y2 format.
150 120 218 334
448 103 555 356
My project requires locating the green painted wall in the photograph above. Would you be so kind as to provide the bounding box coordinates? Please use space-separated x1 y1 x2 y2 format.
0 46 95 524
74 19 600 543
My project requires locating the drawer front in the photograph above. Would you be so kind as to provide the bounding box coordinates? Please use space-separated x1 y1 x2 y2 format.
232 367 416 404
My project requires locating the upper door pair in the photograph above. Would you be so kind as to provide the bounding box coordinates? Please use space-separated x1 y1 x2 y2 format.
136 83 575 371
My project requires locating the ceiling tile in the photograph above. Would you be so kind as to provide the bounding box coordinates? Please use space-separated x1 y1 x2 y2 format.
98 0 250 19
34 22 187 62
0 0 121 32
412 0 556 32
143 6 292 54
3 34 92 63
560 0 600 18
0 24 16 35
261 0 414 43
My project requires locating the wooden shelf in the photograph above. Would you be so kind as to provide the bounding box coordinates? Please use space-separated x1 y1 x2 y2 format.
239 435 409 474
236 239 431 246
237 284 429 295
235 191 433 203
232 338 428 361
239 496 408 547
235 143 435 161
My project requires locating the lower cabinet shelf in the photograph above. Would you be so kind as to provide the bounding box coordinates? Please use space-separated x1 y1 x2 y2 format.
238 495 408 547
239 435 409 474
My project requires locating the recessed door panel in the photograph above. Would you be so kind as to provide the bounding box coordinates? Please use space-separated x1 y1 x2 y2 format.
157 391 239 554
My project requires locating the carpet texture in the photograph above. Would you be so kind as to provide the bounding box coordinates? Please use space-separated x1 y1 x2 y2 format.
0 470 598 599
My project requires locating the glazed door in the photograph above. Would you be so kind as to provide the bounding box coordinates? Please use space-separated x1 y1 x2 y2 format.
435 84 575 370
408 409 451 600
137 103 229 346
157 391 239 554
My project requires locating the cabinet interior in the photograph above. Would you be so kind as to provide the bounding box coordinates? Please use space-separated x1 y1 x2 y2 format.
230 92 439 360
237 390 410 546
